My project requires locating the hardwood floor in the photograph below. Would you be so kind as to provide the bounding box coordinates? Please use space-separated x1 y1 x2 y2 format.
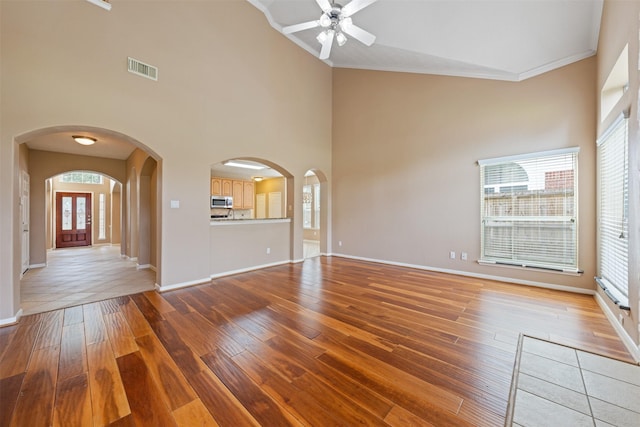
0 257 632 426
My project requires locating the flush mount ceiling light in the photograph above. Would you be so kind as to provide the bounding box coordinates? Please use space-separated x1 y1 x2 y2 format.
72 135 97 146
283 0 377 60
253 177 264 182
223 161 265 170
86 0 112 11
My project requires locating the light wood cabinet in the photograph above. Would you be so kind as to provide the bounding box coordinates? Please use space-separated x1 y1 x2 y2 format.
211 178 232 196
221 179 233 196
211 177 254 209
242 181 254 209
232 180 244 207
211 178 222 196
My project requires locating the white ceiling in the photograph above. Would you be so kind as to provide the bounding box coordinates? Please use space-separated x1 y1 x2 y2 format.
25 131 136 160
249 0 604 81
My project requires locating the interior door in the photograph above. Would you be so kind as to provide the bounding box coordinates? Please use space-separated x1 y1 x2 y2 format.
56 192 92 248
20 171 30 274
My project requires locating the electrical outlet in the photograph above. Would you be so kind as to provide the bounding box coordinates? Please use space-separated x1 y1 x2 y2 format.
461 252 468 261
449 251 456 259
339 241 342 247
266 247 271 254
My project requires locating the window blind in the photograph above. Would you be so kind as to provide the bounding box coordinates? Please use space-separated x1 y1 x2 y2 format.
479 148 579 272
597 114 629 300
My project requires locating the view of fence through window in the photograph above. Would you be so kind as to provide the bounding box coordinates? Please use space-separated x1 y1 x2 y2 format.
479 148 579 271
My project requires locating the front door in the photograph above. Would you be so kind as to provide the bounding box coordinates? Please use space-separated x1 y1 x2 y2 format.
56 192 92 248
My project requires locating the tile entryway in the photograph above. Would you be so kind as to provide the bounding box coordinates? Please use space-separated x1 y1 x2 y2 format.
507 335 640 427
20 245 155 315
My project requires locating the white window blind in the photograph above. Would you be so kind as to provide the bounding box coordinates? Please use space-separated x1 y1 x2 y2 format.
479 148 579 272
596 114 629 302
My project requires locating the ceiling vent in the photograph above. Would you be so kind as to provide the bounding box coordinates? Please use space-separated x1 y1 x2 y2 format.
127 57 158 81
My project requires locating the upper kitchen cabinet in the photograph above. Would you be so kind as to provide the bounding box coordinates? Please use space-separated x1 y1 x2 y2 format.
211 177 232 196
212 176 255 209
243 181 254 209
232 180 244 207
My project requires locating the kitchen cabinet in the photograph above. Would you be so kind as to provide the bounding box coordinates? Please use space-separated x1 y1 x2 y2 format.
222 179 233 196
211 177 254 209
211 178 221 196
212 178 232 196
243 181 254 209
232 180 244 208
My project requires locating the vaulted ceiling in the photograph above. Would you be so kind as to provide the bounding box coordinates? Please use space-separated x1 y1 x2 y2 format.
249 0 604 81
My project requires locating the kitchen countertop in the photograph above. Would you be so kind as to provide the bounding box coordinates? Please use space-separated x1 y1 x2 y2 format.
210 218 291 226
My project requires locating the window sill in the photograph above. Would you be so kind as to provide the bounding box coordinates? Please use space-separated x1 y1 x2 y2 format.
478 259 583 276
595 277 630 311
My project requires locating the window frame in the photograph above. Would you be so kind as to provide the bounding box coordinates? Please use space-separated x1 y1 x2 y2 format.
478 147 580 273
596 113 629 308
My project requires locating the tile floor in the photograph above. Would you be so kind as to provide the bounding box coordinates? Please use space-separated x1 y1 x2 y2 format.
20 245 155 315
507 335 640 427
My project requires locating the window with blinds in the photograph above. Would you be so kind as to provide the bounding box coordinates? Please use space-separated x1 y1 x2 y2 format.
479 148 579 272
596 114 629 302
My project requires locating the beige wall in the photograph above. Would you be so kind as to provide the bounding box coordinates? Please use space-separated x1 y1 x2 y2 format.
332 58 598 291
111 183 122 245
0 0 331 319
209 221 291 276
596 0 640 346
27 150 127 266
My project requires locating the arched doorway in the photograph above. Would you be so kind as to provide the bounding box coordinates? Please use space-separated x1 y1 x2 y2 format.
302 169 328 259
15 126 161 315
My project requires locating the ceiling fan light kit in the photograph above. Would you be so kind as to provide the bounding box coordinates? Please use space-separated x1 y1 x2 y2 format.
282 0 377 60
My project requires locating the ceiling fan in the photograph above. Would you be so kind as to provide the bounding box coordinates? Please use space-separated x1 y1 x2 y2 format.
282 0 377 60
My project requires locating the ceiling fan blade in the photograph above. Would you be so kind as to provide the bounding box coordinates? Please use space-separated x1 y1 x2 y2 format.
342 23 376 46
283 20 320 34
319 30 334 60
315 0 332 12
342 0 377 17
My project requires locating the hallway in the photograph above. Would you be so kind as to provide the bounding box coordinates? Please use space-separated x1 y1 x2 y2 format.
20 245 155 315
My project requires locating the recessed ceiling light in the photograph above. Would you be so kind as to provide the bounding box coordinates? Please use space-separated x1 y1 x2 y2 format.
73 135 97 146
223 161 265 170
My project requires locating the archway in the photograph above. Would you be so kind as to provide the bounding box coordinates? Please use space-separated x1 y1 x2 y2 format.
302 169 328 259
209 157 300 272
14 125 162 315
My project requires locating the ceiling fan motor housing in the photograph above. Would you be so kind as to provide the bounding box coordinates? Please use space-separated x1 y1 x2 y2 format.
321 6 343 28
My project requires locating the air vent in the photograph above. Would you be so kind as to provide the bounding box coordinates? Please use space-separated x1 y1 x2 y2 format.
127 57 158 81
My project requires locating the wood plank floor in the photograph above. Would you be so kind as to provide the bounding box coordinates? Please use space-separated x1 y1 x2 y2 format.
0 257 632 426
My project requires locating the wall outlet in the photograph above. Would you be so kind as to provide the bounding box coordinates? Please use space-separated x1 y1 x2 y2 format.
266 247 271 254
449 251 456 259
339 241 342 247
461 252 468 261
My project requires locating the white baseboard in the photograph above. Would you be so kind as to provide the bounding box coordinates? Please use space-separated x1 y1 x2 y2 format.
332 253 595 295
0 309 23 327
155 277 211 293
594 293 640 363
136 264 152 270
29 263 46 269
210 260 292 280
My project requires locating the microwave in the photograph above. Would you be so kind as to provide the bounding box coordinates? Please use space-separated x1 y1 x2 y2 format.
211 195 233 208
